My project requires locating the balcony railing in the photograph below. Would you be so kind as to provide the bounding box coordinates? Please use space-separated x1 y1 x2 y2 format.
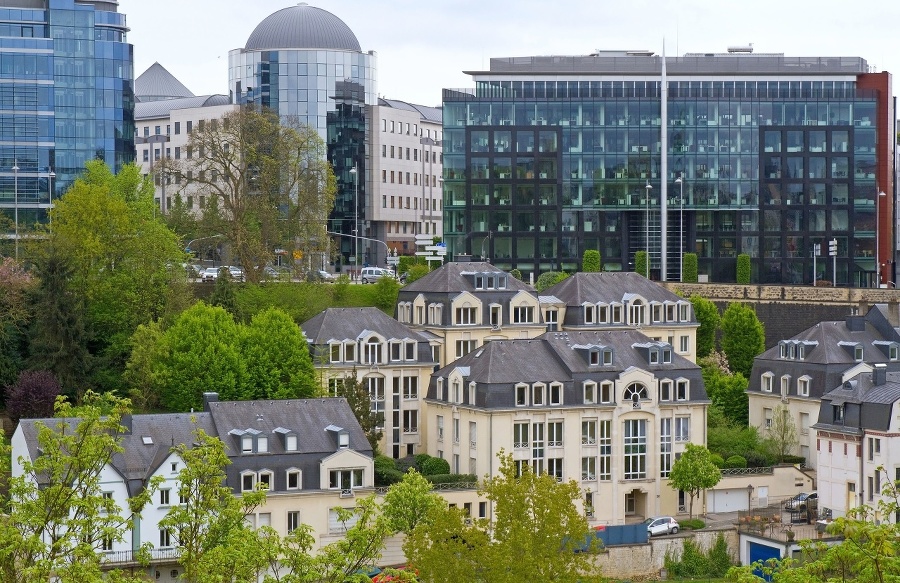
101 547 181 565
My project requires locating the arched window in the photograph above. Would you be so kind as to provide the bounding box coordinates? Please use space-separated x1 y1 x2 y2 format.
365 337 382 364
629 300 645 325
623 383 648 408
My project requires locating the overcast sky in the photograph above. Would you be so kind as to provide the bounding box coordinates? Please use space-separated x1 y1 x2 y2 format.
120 0 899 108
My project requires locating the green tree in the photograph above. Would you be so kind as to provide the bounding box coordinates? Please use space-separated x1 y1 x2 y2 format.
161 425 268 583
762 404 798 463
689 295 720 359
312 496 393 583
208 267 240 319
170 107 336 281
333 371 384 452
582 249 601 272
0 257 33 388
720 302 766 377
668 443 722 519
535 271 568 292
404 503 492 582
241 307 318 400
383 469 445 534
683 252 698 283
0 392 157 583
405 264 430 284
372 275 401 313
509 268 523 281
152 302 245 411
122 320 166 412
635 250 648 277
26 246 91 397
736 253 751 284
700 351 749 426
48 160 188 393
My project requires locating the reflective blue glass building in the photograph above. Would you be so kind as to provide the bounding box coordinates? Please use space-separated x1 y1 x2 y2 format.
0 0 134 235
443 51 894 286
229 4 377 269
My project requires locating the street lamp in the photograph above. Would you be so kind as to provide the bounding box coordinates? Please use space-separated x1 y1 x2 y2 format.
349 165 359 278
645 180 652 279
876 190 887 287
48 168 55 232
675 176 684 282
747 484 754 511
12 160 19 260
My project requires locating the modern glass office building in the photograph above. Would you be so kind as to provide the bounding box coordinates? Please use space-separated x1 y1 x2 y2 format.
229 4 377 269
443 51 894 285
0 0 134 240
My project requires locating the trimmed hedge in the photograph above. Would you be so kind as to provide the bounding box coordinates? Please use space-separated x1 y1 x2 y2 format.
634 250 648 277
724 455 748 468
683 253 698 283
582 249 601 272
736 253 751 284
426 473 478 486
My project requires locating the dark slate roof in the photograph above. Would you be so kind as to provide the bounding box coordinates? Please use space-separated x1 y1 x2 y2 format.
379 98 443 123
244 4 361 52
135 62 195 102
401 261 534 295
302 307 430 344
135 95 231 120
434 329 706 399
16 413 215 496
206 397 371 455
815 370 900 433
543 272 689 312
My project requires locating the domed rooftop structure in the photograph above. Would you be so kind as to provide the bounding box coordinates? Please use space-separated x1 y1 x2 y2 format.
245 3 361 52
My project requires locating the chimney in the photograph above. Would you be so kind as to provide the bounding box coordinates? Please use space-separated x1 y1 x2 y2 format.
874 363 887 386
203 392 219 412
845 314 866 332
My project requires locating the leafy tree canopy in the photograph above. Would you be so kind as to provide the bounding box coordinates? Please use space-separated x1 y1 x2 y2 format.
720 302 766 377
668 443 721 519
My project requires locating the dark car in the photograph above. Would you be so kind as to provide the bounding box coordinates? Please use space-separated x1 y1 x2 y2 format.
784 491 817 511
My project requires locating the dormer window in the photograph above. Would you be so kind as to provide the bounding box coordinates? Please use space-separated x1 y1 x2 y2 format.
549 382 563 405
629 301 645 326
797 376 810 397
611 304 622 323
855 346 864 361
589 350 600 365
533 383 545 406
676 380 688 400
437 377 444 400
390 341 403 362
286 434 297 451
780 375 790 397
344 342 356 362
833 404 844 424
330 343 342 363
761 372 774 392
679 303 690 321
257 435 268 453
662 348 672 363
892 346 899 361
513 304 535 324
779 343 787 359
241 471 256 492
405 341 416 361
623 383 648 408
665 303 676 322
474 275 485 289
365 337 382 364
649 350 659 364
456 304 477 325
490 304 502 327
583 381 597 404
584 304 595 323
600 381 613 403
241 435 253 453
602 349 613 365
515 383 529 406
659 380 673 401
651 303 662 323
339 433 350 448
597 304 608 323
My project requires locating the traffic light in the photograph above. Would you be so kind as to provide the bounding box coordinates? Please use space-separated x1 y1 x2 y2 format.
828 239 837 257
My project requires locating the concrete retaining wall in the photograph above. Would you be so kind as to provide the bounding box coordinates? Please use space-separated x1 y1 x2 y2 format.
595 528 739 580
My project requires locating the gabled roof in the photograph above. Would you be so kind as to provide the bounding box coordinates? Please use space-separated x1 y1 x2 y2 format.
755 318 891 366
302 307 429 344
400 262 534 294
135 95 231 120
135 62 195 102
206 397 370 455
542 272 689 312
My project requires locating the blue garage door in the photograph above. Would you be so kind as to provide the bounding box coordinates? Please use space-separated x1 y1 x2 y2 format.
749 541 781 581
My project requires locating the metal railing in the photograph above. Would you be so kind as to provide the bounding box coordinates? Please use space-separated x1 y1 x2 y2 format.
720 466 775 477
101 547 181 565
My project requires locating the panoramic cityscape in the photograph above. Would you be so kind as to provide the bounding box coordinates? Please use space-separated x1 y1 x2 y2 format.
1 1 899 582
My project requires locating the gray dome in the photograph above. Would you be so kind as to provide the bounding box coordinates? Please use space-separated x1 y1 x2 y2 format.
245 4 361 52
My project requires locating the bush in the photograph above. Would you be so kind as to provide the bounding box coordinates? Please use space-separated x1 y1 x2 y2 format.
535 271 568 292
736 253 751 284
582 250 601 272
724 455 748 468
710 453 725 468
664 539 709 579
707 533 734 577
406 264 430 284
683 253 698 283
331 275 350 302
4 370 61 424
396 455 418 473
374 455 403 486
509 268 523 281
634 250 647 277
743 450 774 468
419 456 451 476
782 454 807 465
678 518 706 530
371 276 400 312
426 473 478 486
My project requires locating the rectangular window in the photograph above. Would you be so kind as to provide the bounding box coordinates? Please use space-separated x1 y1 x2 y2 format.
547 458 563 481
547 421 563 446
287 511 300 533
403 410 419 433
453 418 460 443
676 380 688 401
660 417 672 477
186 120 192 133
798 377 810 397
242 473 255 492
287 469 301 490
679 335 689 353
675 417 690 442
659 380 672 401
764 407 773 428
455 307 477 325
533 384 545 406
160 489 170 506
455 339 477 358
513 306 534 323
599 382 613 403
532 422 545 469
513 421 530 450
403 376 418 399
159 529 172 548
762 374 773 392
329 469 364 490
582 420 597 445
516 385 528 406
469 421 477 447
437 415 444 440
583 382 596 404
582 456 596 481
549 383 562 405
623 419 647 479
800 412 810 435
598 420 612 480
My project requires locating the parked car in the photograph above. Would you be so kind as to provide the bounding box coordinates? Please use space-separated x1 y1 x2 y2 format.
316 269 336 282
644 516 679 536
360 266 396 284
200 267 220 282
784 491 817 511
398 271 409 284
227 266 245 282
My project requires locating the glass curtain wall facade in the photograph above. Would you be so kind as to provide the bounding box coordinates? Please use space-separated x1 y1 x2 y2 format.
443 59 887 285
0 0 133 242
229 48 376 270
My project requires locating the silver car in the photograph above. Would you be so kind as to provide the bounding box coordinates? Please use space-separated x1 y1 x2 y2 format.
644 516 679 536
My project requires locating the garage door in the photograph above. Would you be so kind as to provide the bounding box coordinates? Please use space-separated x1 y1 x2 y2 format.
708 488 749 512
749 541 781 581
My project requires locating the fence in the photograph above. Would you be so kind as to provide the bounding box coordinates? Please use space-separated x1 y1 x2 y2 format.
101 547 181 565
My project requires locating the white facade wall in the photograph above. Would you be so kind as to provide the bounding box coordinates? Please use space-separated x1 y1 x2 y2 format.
369 104 443 256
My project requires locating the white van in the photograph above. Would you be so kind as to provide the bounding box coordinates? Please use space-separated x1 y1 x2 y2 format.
360 267 395 284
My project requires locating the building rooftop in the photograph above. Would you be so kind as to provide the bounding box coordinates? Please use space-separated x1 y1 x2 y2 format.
135 62 195 102
244 4 361 52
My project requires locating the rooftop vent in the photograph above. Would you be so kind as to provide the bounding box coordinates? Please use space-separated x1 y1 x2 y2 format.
727 44 754 54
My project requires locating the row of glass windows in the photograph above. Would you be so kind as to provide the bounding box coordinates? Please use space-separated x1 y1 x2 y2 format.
470 80 860 100
444 99 876 129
